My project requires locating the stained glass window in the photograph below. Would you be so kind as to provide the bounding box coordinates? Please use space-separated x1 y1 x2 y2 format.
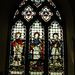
47 0 56 8
29 20 45 75
31 0 45 8
19 0 26 8
39 6 53 22
9 20 26 75
48 21 64 75
56 10 61 20
22 5 36 22
8 0 65 75
13 10 19 18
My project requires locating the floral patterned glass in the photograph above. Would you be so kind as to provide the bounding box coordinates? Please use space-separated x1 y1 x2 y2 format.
39 6 53 22
22 5 36 22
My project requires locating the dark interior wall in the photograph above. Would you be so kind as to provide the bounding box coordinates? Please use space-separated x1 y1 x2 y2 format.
0 0 74 75
0 0 18 74
57 0 74 75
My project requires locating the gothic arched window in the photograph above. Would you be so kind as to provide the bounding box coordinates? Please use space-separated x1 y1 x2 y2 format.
7 0 66 75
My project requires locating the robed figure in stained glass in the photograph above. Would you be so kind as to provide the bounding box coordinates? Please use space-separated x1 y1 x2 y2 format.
49 33 62 67
30 32 43 59
11 32 24 66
